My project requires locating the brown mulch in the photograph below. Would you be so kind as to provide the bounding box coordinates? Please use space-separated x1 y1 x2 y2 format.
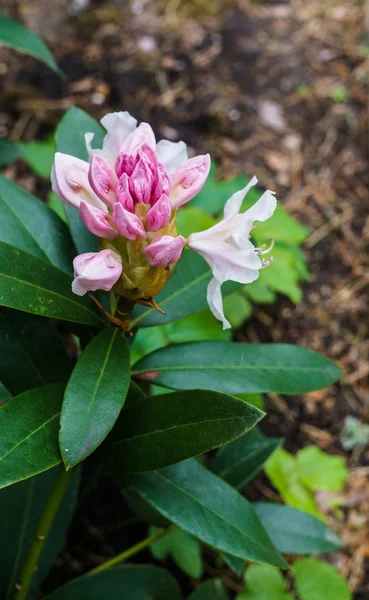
0 0 368 596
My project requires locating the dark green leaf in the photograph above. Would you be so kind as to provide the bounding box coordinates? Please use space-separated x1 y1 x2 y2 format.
55 108 104 254
221 552 245 576
60 328 130 468
17 137 55 178
131 250 240 328
0 384 64 489
128 459 287 568
111 390 263 472
253 503 342 554
0 139 20 166
294 558 352 600
0 175 75 274
0 307 73 396
0 13 61 74
122 489 170 528
132 342 342 394
0 241 102 327
0 467 79 598
210 428 281 488
46 565 181 600
187 579 229 600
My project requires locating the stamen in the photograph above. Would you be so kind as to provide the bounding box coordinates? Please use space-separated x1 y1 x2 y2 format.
261 256 274 268
257 238 275 255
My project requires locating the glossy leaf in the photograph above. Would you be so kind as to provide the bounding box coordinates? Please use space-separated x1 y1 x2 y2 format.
0 139 20 166
111 390 263 472
60 328 130 468
132 342 342 394
0 384 64 489
0 242 102 327
0 13 61 74
17 136 55 178
46 565 181 600
191 163 250 213
0 468 79 598
253 503 342 554
294 558 352 600
188 579 229 600
131 250 240 328
237 565 292 600
150 526 203 579
210 427 281 489
55 108 104 254
0 175 75 274
0 307 73 395
221 552 245 576
128 459 287 568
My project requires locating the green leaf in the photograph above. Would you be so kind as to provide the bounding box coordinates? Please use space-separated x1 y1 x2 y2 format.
0 241 102 327
223 292 252 328
238 565 292 600
188 579 230 600
60 328 130 468
131 250 241 328
251 204 308 246
0 307 73 396
128 459 287 568
122 488 170 528
0 467 79 598
253 503 342 554
294 558 352 600
132 342 342 394
150 526 203 579
55 108 104 254
176 206 216 237
235 392 265 411
221 552 245 576
210 428 281 488
110 390 263 472
0 384 64 489
0 13 61 75
47 192 68 224
46 565 181 600
296 446 347 492
191 163 249 213
17 136 55 178
0 139 20 166
0 175 76 274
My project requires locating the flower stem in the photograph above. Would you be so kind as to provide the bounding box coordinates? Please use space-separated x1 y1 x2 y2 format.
87 528 167 576
14 466 72 600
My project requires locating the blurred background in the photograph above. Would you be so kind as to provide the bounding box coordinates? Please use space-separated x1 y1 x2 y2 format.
0 0 368 597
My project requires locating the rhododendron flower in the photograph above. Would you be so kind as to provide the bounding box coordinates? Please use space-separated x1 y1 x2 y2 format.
72 250 122 296
51 111 210 299
188 177 277 329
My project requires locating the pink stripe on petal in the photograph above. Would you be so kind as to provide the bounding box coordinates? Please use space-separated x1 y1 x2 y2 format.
72 249 122 296
146 193 171 232
112 203 147 240
144 235 186 267
116 173 135 211
88 155 118 208
170 154 211 208
129 156 153 204
79 201 117 239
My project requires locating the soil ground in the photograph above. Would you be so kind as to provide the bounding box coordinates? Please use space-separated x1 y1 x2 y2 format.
0 0 368 597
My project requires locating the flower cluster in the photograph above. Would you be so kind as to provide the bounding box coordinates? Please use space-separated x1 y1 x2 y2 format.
51 110 277 329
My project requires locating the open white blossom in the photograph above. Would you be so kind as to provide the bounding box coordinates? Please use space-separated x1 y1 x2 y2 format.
188 177 277 329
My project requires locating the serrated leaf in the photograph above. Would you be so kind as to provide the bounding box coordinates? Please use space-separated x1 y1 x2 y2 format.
0 242 102 327
296 446 347 492
0 384 64 489
0 13 61 74
128 459 287 568
188 579 230 600
60 328 130 468
294 558 352 600
132 342 342 394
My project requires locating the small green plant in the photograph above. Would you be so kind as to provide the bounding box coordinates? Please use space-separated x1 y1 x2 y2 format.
331 86 349 103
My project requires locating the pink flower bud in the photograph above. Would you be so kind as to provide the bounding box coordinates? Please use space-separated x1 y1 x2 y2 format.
129 155 153 204
116 173 135 212
88 155 118 208
170 154 211 208
72 249 122 296
144 235 186 267
151 163 170 205
112 203 147 240
146 193 172 232
79 201 117 240
115 152 138 179
121 122 156 156
51 152 105 211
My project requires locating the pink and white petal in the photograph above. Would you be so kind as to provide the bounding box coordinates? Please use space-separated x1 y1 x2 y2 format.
243 189 277 223
79 201 117 239
156 140 188 174
121 123 156 155
88 155 118 208
51 152 105 211
151 163 170 204
144 235 186 267
129 155 153 204
146 193 172 232
170 154 211 209
116 173 135 211
100 111 138 162
223 176 258 220
206 277 231 330
72 249 122 296
112 203 146 240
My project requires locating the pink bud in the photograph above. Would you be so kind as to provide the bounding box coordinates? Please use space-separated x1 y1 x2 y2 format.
79 201 117 240
129 156 153 204
151 163 170 204
144 235 186 267
170 154 211 208
140 143 158 167
72 249 122 296
146 193 172 232
121 122 156 155
88 155 118 208
115 152 138 179
51 152 105 211
116 173 135 212
112 203 147 240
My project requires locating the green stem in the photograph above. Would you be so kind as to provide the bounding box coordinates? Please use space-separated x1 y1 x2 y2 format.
87 528 167 576
14 466 72 600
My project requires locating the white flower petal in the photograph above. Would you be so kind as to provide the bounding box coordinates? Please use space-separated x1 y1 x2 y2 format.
100 111 138 162
207 278 231 330
156 140 188 173
223 176 258 219
243 189 277 223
